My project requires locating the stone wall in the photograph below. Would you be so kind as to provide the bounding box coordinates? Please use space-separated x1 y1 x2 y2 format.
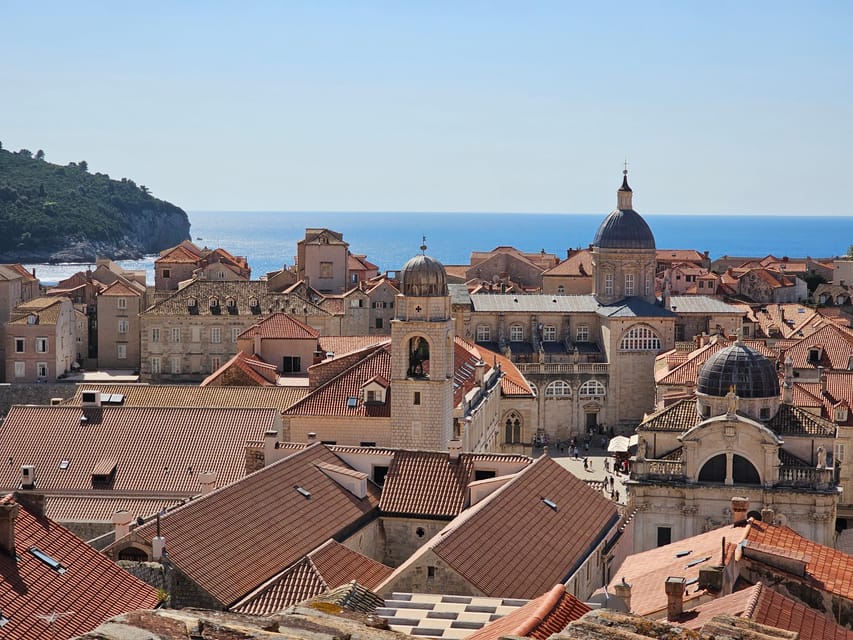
0 382 76 417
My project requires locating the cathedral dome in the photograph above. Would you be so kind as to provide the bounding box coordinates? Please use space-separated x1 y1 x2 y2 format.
592 171 655 250
696 343 780 399
401 253 448 297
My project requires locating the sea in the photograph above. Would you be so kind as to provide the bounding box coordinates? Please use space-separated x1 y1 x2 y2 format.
23 211 853 287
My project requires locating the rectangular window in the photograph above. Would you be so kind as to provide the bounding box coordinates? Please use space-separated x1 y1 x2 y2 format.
542 325 556 342
171 327 181 343
170 357 181 374
476 325 491 342
232 327 241 343
576 325 589 342
151 327 160 343
657 526 672 547
375 318 383 329
645 275 651 296
211 327 221 343
117 297 127 310
35 337 48 353
117 319 129 334
367 390 380 403
605 273 614 295
162 269 171 279
372 465 389 485
625 274 635 296
510 325 524 341
211 356 221 371
37 362 48 378
414 391 421 405
117 343 127 360
14 338 24 353
319 261 333 279
151 357 161 374
283 356 301 373
14 362 25 378
191 326 201 342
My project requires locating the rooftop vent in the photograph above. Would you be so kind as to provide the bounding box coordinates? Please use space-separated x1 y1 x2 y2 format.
80 390 102 407
295 486 311 499
542 498 558 511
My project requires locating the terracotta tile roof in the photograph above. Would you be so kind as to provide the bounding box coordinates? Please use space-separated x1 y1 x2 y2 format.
388 456 619 599
745 520 853 600
793 373 853 426
476 342 534 396
3 263 38 281
66 382 308 413
232 539 393 615
110 443 381 607
284 345 392 417
765 403 837 437
45 495 184 526
156 242 204 263
780 323 853 369
99 279 143 297
454 338 485 406
467 583 591 640
9 296 65 325
0 494 160 640
658 249 708 264
0 405 280 495
640 399 702 432
318 335 390 357
201 350 281 386
657 339 776 386
379 451 529 518
349 254 378 272
604 524 745 616
239 312 320 340
542 249 594 277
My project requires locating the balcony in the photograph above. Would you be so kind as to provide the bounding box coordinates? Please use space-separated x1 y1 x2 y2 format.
631 458 686 483
777 466 836 490
515 362 609 375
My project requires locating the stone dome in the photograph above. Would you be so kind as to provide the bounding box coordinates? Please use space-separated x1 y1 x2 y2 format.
696 343 780 399
592 172 656 250
593 209 656 250
401 253 448 297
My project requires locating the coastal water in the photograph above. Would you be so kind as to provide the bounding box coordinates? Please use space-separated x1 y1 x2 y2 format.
25 211 853 286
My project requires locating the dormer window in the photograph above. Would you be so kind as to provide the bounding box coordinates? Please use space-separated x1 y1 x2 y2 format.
361 376 389 404
187 297 197 308
209 296 219 308
836 404 849 423
249 297 259 309
226 297 236 309
808 346 823 364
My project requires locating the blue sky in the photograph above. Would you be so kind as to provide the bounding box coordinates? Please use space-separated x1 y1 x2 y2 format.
1 2 850 214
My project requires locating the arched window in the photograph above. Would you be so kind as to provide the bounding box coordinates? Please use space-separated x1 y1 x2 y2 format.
698 454 760 484
620 325 661 351
542 325 556 342
408 336 430 378
476 325 491 342
505 413 522 443
118 546 148 562
578 380 606 398
557 285 565 294
545 380 571 397
510 324 524 342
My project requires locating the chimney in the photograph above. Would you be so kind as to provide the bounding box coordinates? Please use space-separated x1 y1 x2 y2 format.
448 439 463 461
112 510 133 539
152 535 166 561
820 368 827 395
731 496 749 525
761 506 775 525
782 355 794 404
0 503 19 554
613 577 632 612
307 432 318 444
474 359 485 386
199 471 218 495
20 465 35 490
665 576 686 620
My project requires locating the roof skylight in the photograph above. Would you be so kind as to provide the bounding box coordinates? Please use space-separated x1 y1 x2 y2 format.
295 486 311 499
29 547 66 574
542 498 558 511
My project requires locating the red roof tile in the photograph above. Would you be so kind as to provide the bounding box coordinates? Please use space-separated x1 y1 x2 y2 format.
232 539 393 615
108 443 381 607
468 584 591 640
0 494 159 640
745 520 853 600
393 456 619 599
239 312 320 340
780 323 853 369
201 350 280 386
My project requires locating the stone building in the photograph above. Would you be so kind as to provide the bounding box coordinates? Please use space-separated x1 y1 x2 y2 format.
629 342 839 552
4 296 77 382
453 171 678 440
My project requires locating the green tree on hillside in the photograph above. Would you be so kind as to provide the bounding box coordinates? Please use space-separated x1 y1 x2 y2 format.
35 149 45 161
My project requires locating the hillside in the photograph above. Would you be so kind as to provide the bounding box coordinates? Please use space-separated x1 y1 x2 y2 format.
0 145 190 262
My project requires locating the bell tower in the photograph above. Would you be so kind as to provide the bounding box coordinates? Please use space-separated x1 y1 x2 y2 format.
390 242 455 450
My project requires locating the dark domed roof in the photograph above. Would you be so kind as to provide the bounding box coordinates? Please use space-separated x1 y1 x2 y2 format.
592 208 656 250
401 253 447 297
696 343 780 399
